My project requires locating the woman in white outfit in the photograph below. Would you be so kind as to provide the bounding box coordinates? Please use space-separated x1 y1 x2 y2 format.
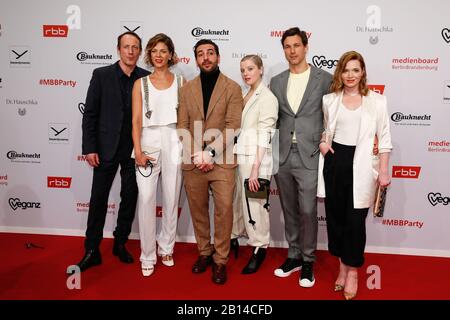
131 33 183 277
317 51 392 299
232 55 278 274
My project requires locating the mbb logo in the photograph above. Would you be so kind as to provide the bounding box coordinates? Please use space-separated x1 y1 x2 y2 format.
367 84 385 95
43 25 68 37
47 176 72 188
392 166 421 179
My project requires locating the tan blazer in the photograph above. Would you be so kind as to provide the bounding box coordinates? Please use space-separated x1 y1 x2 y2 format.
177 73 243 170
317 90 392 208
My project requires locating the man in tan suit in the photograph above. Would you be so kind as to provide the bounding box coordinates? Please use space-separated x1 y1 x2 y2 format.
177 39 243 285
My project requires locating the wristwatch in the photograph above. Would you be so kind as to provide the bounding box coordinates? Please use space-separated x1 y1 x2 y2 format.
205 147 216 158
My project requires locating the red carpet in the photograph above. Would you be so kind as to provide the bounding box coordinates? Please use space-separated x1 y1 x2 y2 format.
0 232 449 300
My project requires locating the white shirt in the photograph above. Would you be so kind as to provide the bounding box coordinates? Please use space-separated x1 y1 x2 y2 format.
287 67 310 142
141 75 179 127
333 102 362 146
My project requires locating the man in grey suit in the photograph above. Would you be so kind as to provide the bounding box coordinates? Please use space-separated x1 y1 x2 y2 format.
270 27 332 287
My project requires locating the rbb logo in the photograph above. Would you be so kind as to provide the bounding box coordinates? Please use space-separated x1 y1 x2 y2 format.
47 176 72 188
43 25 68 37
392 166 421 179
367 84 385 95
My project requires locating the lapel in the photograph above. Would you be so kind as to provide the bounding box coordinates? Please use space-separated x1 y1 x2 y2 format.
279 70 295 116
206 73 227 120
357 92 375 145
327 91 343 140
111 63 124 110
241 82 264 125
189 76 205 119
296 64 319 116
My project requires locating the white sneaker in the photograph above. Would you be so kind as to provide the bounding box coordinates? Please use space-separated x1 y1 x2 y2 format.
299 261 315 287
141 264 154 277
274 258 302 277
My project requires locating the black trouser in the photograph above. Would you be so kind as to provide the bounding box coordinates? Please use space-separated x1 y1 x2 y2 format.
84 154 138 251
323 141 368 268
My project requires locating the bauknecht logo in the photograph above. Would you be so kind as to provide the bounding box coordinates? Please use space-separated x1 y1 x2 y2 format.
76 52 112 65
427 192 449 206
390 112 431 126
191 27 230 40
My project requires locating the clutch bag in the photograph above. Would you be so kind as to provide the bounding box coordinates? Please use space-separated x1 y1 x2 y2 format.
373 185 387 217
244 178 270 199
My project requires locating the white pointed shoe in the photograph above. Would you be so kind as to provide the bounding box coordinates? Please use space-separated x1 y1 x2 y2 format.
161 255 174 267
141 265 154 277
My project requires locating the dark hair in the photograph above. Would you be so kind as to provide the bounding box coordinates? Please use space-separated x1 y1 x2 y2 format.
193 39 220 57
281 27 308 47
117 31 142 50
144 33 177 67
330 51 369 96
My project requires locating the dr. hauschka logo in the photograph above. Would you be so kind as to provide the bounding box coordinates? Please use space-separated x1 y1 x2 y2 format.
392 166 421 179
43 25 68 37
391 57 439 71
78 102 85 114
443 81 450 104
48 123 69 144
18 108 26 116
39 79 76 87
356 5 394 45
427 192 449 206
232 52 267 60
76 51 112 65
6 98 38 106
367 84 385 95
191 27 230 41
47 176 72 188
390 112 431 126
8 198 41 211
427 140 450 153
270 29 312 39
312 55 338 69
7 150 41 163
441 28 450 44
10 46 31 68
0 174 8 187
120 21 143 37
76 202 116 214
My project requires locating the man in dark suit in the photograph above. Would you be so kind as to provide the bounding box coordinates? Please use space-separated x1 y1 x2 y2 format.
75 31 150 272
270 27 332 287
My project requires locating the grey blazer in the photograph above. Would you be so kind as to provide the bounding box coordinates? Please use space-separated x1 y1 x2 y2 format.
270 65 332 169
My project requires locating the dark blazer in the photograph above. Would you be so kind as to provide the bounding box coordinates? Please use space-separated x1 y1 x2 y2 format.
82 61 149 161
270 65 332 169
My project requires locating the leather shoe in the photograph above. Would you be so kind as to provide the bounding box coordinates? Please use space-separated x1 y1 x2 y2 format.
241 247 266 274
76 249 102 272
230 238 239 259
212 263 227 285
112 241 134 263
192 254 213 273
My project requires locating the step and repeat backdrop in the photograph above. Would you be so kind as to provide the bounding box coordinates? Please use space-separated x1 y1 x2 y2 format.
1 0 449 257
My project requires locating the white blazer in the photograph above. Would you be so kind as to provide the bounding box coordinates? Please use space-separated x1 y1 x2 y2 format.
234 82 278 164
317 90 392 208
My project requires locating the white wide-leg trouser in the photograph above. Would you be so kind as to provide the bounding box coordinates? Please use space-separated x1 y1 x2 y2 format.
136 125 182 267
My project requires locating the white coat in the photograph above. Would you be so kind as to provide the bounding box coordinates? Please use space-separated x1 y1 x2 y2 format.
317 90 392 208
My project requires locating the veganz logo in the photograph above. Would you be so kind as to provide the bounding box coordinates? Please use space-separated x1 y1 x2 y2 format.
427 192 449 206
47 176 72 188
392 166 421 179
312 55 338 69
78 102 85 114
8 198 41 211
43 25 68 37
442 28 450 44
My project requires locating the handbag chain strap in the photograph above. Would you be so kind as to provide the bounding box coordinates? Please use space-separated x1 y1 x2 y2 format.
142 76 151 119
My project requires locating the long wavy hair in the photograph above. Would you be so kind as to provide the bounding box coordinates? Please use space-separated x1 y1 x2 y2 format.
330 51 369 96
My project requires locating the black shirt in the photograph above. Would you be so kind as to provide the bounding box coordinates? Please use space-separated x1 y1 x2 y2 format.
115 62 141 158
200 67 220 117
